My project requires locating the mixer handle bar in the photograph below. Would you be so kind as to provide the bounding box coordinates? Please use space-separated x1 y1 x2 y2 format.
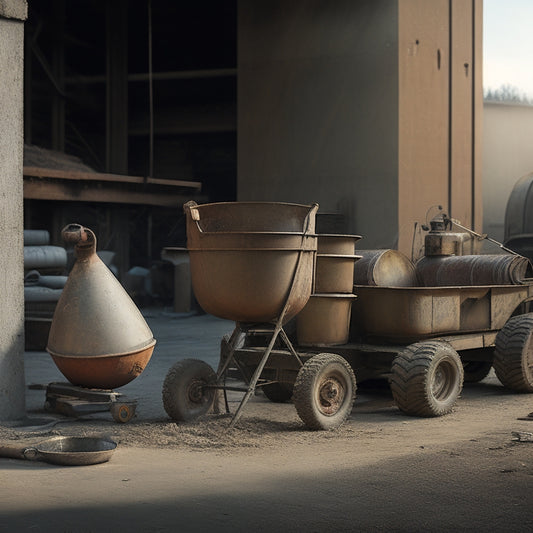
184 200 200 220
304 203 319 234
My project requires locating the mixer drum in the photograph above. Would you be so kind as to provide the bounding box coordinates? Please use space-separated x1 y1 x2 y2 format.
47 224 156 389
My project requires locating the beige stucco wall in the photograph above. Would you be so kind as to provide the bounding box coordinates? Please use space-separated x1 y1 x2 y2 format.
482 102 533 242
0 0 27 420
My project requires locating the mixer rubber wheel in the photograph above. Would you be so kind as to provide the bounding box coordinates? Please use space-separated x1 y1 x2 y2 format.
390 341 463 417
293 353 356 430
162 358 216 421
262 383 293 403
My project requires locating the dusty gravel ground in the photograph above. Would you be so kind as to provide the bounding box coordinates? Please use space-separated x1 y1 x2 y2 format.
1 311 533 532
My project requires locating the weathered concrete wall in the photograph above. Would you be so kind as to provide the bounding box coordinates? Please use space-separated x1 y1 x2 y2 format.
482 102 533 242
237 0 482 254
237 0 399 247
397 0 483 253
0 0 27 420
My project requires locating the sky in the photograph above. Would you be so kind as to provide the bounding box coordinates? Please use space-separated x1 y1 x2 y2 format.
483 0 533 99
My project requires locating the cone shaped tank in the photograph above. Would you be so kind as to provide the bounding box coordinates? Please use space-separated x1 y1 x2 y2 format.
47 224 156 389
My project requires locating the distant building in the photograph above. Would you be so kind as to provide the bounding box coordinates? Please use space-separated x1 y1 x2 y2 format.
482 100 533 241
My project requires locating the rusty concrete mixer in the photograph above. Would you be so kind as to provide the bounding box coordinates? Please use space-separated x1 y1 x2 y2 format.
162 201 319 427
47 224 156 390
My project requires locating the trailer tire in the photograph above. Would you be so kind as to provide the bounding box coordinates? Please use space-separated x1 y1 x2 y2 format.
162 359 216 421
390 341 464 417
263 383 293 403
494 313 533 392
462 361 493 383
293 353 356 430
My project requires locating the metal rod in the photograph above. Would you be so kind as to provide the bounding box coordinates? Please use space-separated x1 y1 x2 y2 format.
279 329 303 367
205 385 249 393
450 218 518 255
215 326 245 414
228 324 282 428
147 0 154 180
226 208 316 426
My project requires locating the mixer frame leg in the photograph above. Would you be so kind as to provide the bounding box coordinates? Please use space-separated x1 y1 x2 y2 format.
215 239 311 426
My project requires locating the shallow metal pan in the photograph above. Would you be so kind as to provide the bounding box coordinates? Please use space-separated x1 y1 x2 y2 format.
0 436 117 466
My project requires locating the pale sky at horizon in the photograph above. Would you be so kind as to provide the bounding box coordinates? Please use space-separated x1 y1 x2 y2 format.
484 0 533 98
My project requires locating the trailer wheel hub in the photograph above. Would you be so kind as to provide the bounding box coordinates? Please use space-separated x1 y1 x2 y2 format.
431 362 454 400
318 378 345 415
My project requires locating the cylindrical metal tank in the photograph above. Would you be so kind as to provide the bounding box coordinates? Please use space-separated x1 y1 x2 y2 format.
353 249 417 287
504 172 533 262
504 171 533 242
316 234 362 255
315 254 360 293
416 254 533 286
47 224 156 389
297 294 357 346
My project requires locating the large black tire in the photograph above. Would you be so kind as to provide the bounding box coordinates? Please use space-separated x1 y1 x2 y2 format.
162 359 216 421
494 313 533 392
293 353 356 430
390 341 464 417
262 382 293 403
462 361 493 383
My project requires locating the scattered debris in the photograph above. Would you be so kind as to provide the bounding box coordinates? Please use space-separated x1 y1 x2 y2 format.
512 431 533 442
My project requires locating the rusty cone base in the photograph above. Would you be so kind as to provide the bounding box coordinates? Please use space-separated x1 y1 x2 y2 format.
49 345 155 390
47 224 156 390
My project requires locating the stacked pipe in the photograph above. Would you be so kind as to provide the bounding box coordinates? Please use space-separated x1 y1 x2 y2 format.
24 230 68 350
296 234 361 346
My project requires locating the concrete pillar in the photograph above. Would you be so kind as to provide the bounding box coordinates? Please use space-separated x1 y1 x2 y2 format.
0 0 28 420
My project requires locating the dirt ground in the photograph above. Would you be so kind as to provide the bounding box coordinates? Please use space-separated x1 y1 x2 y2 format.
1 312 533 532
1 377 533 532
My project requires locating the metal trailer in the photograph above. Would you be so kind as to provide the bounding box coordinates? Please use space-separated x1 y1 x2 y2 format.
161 204 533 430
163 279 533 431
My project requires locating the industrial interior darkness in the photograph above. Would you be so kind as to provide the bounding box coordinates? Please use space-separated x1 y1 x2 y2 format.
23 0 237 295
